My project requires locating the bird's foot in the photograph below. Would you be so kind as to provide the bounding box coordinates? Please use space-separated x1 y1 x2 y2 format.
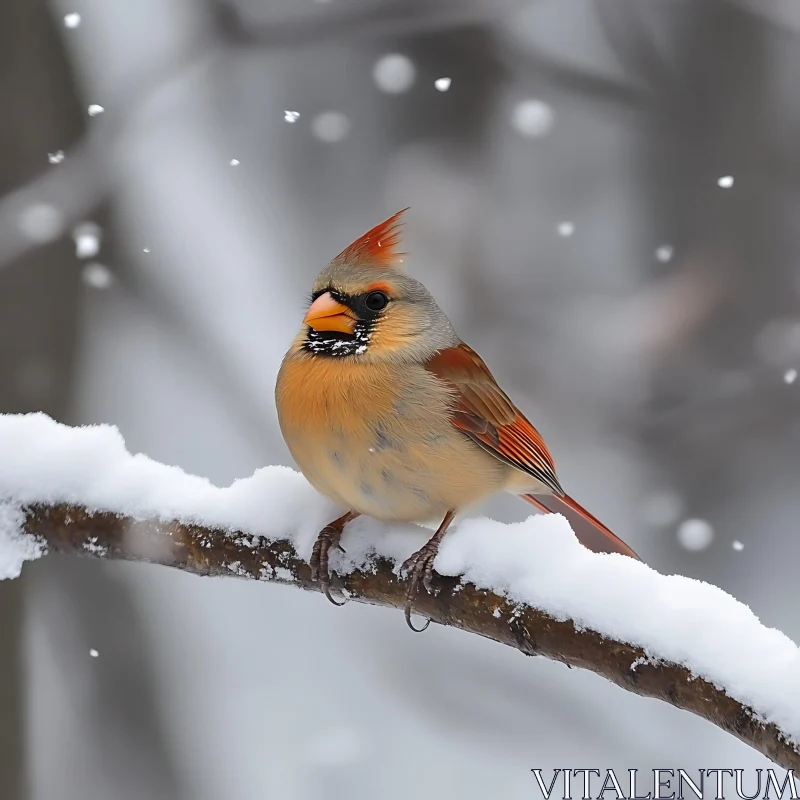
401 542 441 632
310 524 347 606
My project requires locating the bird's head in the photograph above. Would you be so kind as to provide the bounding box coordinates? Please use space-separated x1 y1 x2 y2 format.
298 209 458 364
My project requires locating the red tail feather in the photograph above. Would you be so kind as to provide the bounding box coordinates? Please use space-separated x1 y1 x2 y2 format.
521 493 641 560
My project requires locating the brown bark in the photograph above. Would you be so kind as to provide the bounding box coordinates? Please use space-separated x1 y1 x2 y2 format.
17 501 799 770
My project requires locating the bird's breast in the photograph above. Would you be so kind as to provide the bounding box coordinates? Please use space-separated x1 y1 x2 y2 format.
275 353 508 520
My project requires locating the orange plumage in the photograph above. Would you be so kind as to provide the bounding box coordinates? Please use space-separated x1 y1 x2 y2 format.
275 210 640 630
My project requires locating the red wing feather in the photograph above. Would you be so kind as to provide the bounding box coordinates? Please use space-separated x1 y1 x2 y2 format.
425 344 563 494
426 343 640 561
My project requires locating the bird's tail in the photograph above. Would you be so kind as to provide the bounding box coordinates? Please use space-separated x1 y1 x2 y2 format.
521 493 641 560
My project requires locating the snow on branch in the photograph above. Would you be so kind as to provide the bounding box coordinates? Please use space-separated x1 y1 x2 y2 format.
1 414 799 769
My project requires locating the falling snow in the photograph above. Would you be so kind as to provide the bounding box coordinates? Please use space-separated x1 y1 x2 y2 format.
434 77 452 92
47 150 65 164
717 175 734 188
655 245 674 263
73 222 102 259
732 540 744 552
17 204 64 243
640 490 684 527
311 111 351 143
89 648 99 658
87 104 104 117
511 99 554 138
677 518 714 551
229 158 240 166
63 12 81 28
284 110 300 123
82 263 114 289
373 54 416 94
784 368 797 384
557 221 575 238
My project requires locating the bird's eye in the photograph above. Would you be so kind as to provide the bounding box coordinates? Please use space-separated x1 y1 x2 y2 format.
365 291 389 311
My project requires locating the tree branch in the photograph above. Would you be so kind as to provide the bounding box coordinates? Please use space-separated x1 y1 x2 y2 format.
19 500 800 770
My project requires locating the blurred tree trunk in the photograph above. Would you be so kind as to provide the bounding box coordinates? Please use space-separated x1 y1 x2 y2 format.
1 3 187 798
0 0 84 796
28 214 190 800
633 1 795 574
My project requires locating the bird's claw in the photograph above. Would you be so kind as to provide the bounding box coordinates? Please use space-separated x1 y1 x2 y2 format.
401 544 440 632
310 525 347 606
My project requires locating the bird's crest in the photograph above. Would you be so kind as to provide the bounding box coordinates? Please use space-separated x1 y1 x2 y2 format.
334 208 409 269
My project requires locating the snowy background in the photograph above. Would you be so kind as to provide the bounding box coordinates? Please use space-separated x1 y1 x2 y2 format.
2 0 800 797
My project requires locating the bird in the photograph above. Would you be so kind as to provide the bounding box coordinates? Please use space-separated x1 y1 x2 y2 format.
275 209 640 631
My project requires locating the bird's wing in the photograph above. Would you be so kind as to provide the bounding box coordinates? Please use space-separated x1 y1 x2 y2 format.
425 343 640 560
424 343 564 495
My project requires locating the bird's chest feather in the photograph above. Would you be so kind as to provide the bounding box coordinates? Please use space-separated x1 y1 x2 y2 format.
275 353 474 519
277 355 402 444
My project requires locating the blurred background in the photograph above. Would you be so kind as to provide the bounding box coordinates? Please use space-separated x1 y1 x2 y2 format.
1 0 799 797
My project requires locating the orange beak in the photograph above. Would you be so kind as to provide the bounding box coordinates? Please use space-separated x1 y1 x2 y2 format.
303 292 356 334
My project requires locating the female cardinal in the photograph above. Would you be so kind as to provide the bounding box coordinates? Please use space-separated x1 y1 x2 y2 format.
275 209 639 630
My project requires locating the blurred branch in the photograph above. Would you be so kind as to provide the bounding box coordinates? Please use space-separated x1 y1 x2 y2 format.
0 137 102 268
728 0 800 34
213 0 530 48
221 0 645 107
513 45 644 107
594 0 676 99
17 501 800 771
0 0 474 270
0 0 644 271
0 37 218 271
